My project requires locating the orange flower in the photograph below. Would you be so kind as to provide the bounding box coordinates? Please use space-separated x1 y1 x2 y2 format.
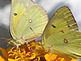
0 40 76 61
8 41 42 61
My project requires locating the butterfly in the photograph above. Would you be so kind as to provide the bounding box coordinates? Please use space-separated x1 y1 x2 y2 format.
42 6 81 58
10 0 48 46
10 0 81 59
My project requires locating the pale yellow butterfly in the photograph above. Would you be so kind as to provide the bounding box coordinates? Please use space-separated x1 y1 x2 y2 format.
10 0 48 46
42 6 81 58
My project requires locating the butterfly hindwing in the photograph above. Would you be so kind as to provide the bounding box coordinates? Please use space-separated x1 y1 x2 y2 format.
15 5 48 40
42 6 81 58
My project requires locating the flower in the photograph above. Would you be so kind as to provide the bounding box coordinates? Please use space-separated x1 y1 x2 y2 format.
0 41 77 61
45 53 77 61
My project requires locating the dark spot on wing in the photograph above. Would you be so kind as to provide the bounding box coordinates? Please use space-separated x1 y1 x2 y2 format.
14 13 17 16
64 38 68 43
51 24 56 28
68 25 70 27
60 30 64 33
30 27 33 31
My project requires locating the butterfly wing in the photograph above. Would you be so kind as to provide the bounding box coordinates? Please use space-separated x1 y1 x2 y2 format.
11 0 34 39
42 6 81 58
12 0 34 7
10 0 48 44
21 5 48 40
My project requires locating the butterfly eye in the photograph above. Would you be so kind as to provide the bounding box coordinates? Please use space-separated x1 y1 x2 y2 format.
14 13 17 16
51 24 56 28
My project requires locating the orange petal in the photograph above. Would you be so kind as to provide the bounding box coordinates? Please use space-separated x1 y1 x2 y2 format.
26 52 36 59
8 58 17 61
45 53 57 61
0 56 5 61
